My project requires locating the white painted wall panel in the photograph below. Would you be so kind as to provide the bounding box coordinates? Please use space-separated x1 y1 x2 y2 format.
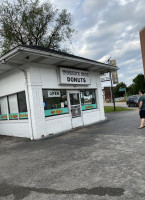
45 114 72 136
40 67 59 88
0 121 30 138
0 70 25 97
0 64 105 139
82 109 101 125
39 65 100 89
30 65 105 137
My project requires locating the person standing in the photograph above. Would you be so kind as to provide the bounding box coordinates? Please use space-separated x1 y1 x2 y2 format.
138 90 145 129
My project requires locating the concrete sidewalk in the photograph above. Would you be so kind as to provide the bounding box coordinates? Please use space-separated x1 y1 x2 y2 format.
0 110 145 200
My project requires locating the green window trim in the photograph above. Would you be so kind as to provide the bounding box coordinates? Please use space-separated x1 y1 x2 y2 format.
9 113 18 120
0 114 7 120
19 112 28 119
81 104 97 111
45 108 69 117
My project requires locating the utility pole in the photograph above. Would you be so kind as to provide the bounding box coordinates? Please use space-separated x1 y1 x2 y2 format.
109 71 116 111
106 58 117 112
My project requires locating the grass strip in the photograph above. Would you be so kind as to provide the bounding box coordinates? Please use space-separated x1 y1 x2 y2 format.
104 106 133 113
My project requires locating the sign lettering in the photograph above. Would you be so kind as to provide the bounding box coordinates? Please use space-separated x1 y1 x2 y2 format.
60 68 90 85
48 90 61 97
101 73 110 82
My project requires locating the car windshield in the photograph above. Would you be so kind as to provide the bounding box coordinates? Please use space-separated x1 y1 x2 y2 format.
134 96 138 100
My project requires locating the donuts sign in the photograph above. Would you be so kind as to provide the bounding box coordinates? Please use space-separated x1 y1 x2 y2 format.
60 67 91 85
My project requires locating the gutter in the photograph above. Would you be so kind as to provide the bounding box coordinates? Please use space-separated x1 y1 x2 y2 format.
21 69 34 140
0 47 20 62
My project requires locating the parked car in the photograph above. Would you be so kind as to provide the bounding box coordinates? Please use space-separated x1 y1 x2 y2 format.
126 96 139 107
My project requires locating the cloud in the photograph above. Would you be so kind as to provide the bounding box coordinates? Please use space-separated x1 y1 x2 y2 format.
118 73 124 78
2 0 145 87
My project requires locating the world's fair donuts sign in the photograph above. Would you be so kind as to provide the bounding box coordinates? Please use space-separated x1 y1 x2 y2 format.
59 67 91 85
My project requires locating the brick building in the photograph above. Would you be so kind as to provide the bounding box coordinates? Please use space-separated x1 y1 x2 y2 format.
139 26 145 76
103 87 113 102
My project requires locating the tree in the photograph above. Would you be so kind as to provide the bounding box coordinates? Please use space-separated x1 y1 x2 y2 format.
129 74 145 95
0 0 74 54
113 82 127 98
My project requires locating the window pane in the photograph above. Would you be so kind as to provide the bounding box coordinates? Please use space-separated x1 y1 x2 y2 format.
17 92 27 112
0 97 8 120
80 89 97 110
8 94 19 120
17 91 28 119
69 93 80 105
43 89 68 117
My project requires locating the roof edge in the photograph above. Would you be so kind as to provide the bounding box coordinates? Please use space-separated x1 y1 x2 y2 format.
0 45 119 71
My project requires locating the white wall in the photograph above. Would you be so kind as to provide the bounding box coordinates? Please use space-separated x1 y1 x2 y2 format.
82 109 101 125
0 70 25 96
39 65 99 89
28 64 105 139
45 114 72 136
0 69 31 139
0 120 30 138
0 63 105 139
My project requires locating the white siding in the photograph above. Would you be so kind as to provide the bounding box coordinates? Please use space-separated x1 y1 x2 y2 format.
45 114 72 136
0 63 105 139
0 70 25 96
0 69 31 139
0 120 30 138
29 64 105 139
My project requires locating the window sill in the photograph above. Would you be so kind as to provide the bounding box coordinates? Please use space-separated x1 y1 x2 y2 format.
0 120 29 124
45 113 71 121
82 108 99 113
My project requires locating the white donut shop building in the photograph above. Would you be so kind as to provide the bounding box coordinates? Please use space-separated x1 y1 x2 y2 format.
0 46 118 139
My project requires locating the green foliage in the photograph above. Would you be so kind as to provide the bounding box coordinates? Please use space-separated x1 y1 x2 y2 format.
113 74 145 97
113 82 127 98
128 74 145 95
0 0 75 54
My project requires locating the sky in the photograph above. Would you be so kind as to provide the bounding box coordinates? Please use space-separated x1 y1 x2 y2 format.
47 0 145 86
0 0 144 86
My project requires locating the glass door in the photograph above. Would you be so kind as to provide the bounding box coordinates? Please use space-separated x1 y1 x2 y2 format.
69 93 81 118
68 91 83 128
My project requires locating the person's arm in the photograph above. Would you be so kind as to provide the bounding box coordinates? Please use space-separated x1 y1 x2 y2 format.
139 101 143 111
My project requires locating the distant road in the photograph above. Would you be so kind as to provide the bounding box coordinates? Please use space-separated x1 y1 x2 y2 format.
104 102 138 110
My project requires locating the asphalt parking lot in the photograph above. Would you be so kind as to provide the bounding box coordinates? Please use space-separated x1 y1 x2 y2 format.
1 110 145 200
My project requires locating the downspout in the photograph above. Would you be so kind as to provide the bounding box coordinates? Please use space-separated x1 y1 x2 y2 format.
21 69 34 140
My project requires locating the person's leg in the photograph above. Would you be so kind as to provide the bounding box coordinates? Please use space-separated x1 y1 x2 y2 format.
141 118 145 127
138 111 144 128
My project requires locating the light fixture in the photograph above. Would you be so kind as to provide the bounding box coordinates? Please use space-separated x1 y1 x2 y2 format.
1 59 6 64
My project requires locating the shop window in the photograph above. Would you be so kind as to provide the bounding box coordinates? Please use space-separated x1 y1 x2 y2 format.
17 91 28 119
0 97 8 120
8 94 19 120
80 89 97 111
43 89 68 117
0 91 28 120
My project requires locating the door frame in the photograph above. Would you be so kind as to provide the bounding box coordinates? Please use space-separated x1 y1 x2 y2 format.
67 90 83 128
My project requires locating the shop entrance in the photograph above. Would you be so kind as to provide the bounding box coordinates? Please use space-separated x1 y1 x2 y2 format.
68 91 83 128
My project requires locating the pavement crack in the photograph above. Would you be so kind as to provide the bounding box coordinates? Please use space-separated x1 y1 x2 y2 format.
0 182 125 199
